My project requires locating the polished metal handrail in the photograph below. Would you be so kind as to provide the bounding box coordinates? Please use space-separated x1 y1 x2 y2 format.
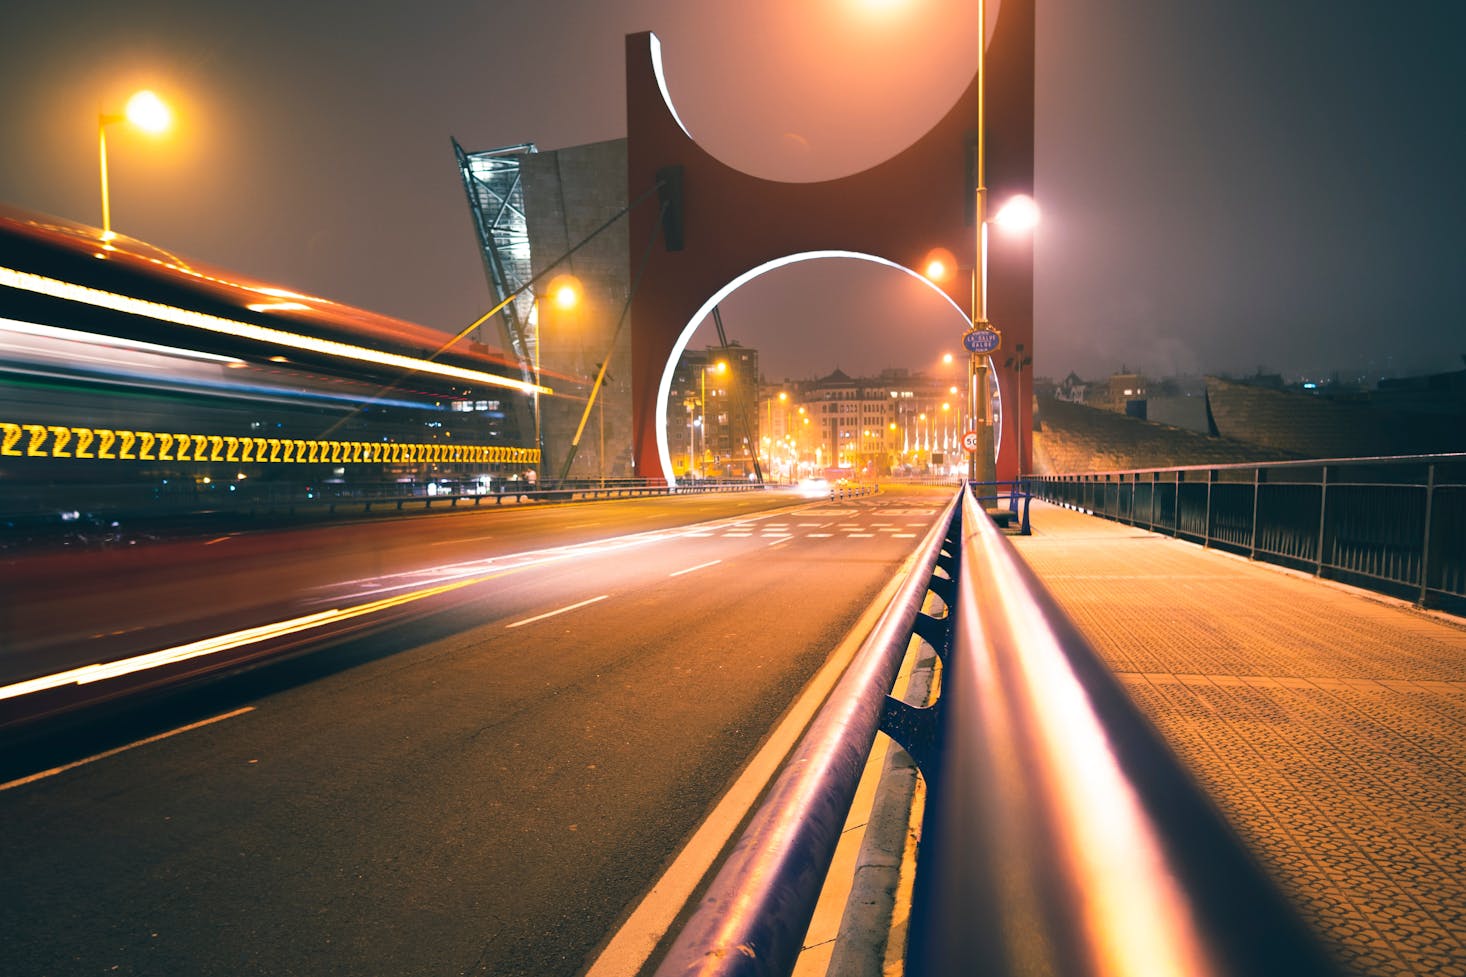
651 486 1337 976
651 491 960 977
906 487 1336 976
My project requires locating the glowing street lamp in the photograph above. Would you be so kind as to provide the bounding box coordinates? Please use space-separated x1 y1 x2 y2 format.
699 360 728 475
966 0 1042 489
98 90 171 244
531 274 582 478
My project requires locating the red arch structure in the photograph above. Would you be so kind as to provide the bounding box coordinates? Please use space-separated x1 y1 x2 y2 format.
625 0 1034 482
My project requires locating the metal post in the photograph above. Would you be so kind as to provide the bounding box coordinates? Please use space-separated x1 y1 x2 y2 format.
1173 471 1183 538
1204 469 1215 547
1315 466 1330 577
98 116 113 242
1418 463 1436 607
969 0 997 490
1250 467 1263 560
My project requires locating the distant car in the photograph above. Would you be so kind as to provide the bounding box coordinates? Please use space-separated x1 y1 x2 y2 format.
798 477 830 497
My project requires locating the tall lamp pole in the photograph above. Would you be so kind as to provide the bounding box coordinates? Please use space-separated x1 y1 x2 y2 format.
98 90 171 244
968 0 998 489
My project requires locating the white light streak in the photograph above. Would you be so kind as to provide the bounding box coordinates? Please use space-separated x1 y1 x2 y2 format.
0 266 551 395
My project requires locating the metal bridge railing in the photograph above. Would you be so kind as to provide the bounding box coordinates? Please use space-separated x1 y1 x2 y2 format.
1030 454 1466 611
651 485 1337 977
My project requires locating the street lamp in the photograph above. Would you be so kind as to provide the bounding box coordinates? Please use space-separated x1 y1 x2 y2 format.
699 359 727 478
98 90 171 244
967 1 1041 490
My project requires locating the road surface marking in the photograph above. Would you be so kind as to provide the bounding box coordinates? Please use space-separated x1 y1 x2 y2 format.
893 533 917 539
505 594 609 629
203 536 233 546
847 533 875 538
670 560 721 578
0 707 255 792
429 534 496 545
808 533 834 538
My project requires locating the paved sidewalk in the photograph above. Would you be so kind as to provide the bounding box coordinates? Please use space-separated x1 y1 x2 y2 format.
1011 502 1466 977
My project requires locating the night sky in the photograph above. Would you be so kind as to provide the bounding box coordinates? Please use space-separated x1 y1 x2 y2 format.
2 0 1462 384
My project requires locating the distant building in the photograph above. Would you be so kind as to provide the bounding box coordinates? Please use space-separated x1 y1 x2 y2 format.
455 137 634 480
756 366 972 478
1053 372 1088 404
669 344 760 478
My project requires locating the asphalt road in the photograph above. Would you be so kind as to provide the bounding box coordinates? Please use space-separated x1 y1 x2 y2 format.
0 484 954 977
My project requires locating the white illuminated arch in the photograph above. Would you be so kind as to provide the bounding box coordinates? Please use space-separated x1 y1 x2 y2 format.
656 251 1001 486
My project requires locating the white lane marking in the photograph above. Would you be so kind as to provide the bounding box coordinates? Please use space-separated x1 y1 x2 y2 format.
847 533 875 538
0 707 256 792
505 595 609 629
670 560 722 578
808 533 834 538
893 533 917 539
430 534 496 545
584 536 923 977
723 532 753 538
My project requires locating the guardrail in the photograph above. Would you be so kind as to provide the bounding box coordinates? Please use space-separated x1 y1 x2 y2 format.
1030 454 1466 610
967 478 1033 534
0 477 767 543
651 485 1337 977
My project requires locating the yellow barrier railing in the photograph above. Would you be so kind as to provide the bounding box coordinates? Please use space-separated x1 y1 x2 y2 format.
1 421 539 467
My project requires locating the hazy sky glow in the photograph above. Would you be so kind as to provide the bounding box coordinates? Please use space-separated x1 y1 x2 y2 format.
1 0 1461 383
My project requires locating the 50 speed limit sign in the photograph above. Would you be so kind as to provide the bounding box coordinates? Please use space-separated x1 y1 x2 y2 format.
962 430 980 452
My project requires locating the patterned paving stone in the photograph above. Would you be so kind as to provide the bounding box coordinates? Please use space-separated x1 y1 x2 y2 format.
1013 502 1466 977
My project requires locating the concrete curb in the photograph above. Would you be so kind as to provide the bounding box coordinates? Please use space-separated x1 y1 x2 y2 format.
826 645 938 977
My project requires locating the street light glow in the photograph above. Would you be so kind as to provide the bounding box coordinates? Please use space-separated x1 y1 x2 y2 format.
922 247 956 284
546 274 582 310
993 193 1040 233
124 90 171 133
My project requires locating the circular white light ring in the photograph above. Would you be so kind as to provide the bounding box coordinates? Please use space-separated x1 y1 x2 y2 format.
655 250 1002 485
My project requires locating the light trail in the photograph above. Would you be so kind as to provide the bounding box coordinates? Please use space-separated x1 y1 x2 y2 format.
0 576 492 703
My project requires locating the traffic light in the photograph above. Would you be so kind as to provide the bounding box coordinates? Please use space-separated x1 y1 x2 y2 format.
656 165 684 251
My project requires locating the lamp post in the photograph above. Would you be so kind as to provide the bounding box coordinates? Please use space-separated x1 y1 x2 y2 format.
967 0 997 489
695 359 728 478
98 90 171 244
966 2 1039 491
533 274 583 481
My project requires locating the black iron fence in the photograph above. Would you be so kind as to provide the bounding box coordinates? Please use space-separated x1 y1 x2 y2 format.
1031 455 1466 611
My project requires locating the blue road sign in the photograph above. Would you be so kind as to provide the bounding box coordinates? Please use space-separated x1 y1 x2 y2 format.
963 327 1001 354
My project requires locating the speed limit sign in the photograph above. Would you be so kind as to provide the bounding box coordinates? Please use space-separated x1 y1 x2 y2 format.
962 430 980 452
